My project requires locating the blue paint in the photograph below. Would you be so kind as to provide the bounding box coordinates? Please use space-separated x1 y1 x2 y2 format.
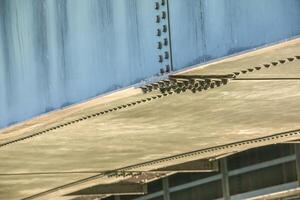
0 0 300 128
169 0 300 69
0 0 160 128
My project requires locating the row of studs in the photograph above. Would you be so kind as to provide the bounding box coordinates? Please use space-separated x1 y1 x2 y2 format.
233 56 300 76
141 77 230 94
155 0 172 74
0 92 174 148
141 55 300 94
121 129 300 171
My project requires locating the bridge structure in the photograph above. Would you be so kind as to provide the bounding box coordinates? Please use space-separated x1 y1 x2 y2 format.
1 38 300 200
1 1 300 200
1 0 300 128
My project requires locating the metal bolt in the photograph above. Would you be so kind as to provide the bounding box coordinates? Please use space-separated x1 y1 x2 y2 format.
214 80 222 87
164 51 169 59
157 42 162 49
162 11 167 19
182 80 189 86
165 65 170 73
166 87 172 92
141 87 148 93
197 86 203 92
146 85 153 90
156 15 160 23
163 25 167 32
194 82 199 88
279 59 286 64
287 57 295 62
196 79 206 86
163 80 171 85
178 81 186 87
255 67 261 70
204 79 211 84
158 81 165 87
175 88 181 93
159 55 163 63
164 38 168 46
204 84 210 90
152 83 159 89
157 29 161 36
221 79 228 85
155 2 160 10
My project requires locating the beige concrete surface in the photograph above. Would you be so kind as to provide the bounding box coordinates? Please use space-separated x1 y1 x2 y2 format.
1 81 300 199
0 38 300 200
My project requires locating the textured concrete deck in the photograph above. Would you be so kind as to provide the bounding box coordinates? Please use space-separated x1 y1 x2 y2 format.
1 39 300 200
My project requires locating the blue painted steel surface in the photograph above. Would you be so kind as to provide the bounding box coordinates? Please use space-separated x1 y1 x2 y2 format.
0 0 160 127
169 0 300 69
0 0 300 128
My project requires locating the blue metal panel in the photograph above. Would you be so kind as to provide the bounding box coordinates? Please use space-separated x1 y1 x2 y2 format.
0 0 161 128
169 0 300 70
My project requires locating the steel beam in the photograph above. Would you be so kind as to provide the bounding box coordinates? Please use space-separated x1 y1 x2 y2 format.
220 158 230 200
71 194 110 200
154 158 219 172
295 144 300 187
114 195 121 200
68 182 147 196
162 177 170 200
247 187 300 200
